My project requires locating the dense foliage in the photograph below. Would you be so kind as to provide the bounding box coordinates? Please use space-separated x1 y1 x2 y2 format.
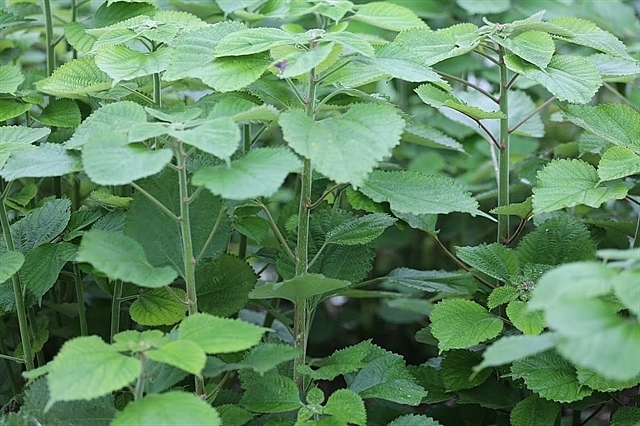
0 0 639 425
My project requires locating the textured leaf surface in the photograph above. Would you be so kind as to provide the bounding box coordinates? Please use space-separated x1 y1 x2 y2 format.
279 104 404 187
388 415 441 426
324 389 366 426
170 117 240 161
415 84 504 119
598 146 640 181
359 170 488 218
430 298 503 351
275 43 334 79
95 45 170 83
82 133 173 185
0 251 24 283
178 313 268 354
64 21 96 53
33 98 81 128
547 298 640 381
456 243 519 282
240 374 300 413
549 17 634 60
352 2 426 31
576 366 640 393
1 143 82 180
196 254 257 317
325 213 395 246
532 159 628 213
146 340 206 376
476 334 558 371
4 199 71 253
492 31 554 69
440 350 491 392
21 243 76 300
36 57 112 97
394 24 480 66
510 395 560 426
0 125 50 145
0 64 23 94
511 351 593 403
216 28 295 56
384 268 476 295
250 274 350 305
76 229 178 288
506 301 545 335
46 336 141 409
562 104 640 152
402 122 465 152
371 43 443 83
129 288 187 326
504 55 601 104
323 31 374 57
238 343 300 375
112 391 220 426
193 147 301 200
297 341 370 381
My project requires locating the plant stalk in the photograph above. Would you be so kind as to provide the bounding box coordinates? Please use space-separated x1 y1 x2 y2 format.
497 46 510 243
73 264 88 336
175 142 205 396
110 279 123 343
0 186 34 370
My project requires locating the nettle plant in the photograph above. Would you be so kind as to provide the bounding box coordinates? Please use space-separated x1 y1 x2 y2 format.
0 0 639 425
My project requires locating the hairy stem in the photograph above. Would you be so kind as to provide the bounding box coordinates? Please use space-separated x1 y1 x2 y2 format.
497 46 510 243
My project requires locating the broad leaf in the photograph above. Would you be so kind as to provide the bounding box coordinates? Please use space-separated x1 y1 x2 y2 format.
36 57 112 98
430 298 503 351
491 31 555 69
323 31 374 57
352 2 426 31
112 392 220 426
178 313 268 354
33 98 81 128
46 336 141 410
440 350 491 392
394 24 480 66
506 301 545 335
297 341 370 381
3 199 71 253
576 366 640 393
614 269 640 317
388 415 441 426
324 389 366 426
193 147 301 200
250 274 350 305
532 159 628 214
0 251 24 283
510 396 560 426
129 288 187 326
95 45 171 83
359 170 490 219
21 243 77 300
402 122 465 152
216 28 295 57
240 374 300 413
456 243 519 282
237 343 299 375
476 334 558 371
168 117 240 162
1 143 82 180
0 126 50 145
504 55 601 104
64 21 96 54
548 17 634 60
274 43 335 79
0 99 32 122
0 64 24 95
511 351 593 403
146 340 206 376
325 213 396 246
76 229 178 288
371 43 444 83
279 104 405 187
415 84 505 120
598 146 640 181
383 268 476 295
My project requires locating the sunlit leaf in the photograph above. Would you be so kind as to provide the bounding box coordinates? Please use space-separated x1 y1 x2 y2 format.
112 392 220 426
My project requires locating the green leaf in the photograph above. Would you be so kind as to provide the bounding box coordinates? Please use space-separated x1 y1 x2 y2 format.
614 269 640 317
21 243 77 300
112 391 221 426
528 262 614 310
576 366 640 393
0 143 82 181
323 389 366 426
415 84 505 120
239 343 299 375
506 301 545 335
250 274 350 306
532 159 628 214
216 405 255 426
548 17 634 60
430 298 503 351
275 43 335 79
476 333 558 371
111 330 165 353
587 54 640 82
456 243 519 282
611 407 640 426
504 55 601 104
371 43 444 83
394 24 480 66
598 146 640 181
0 64 24 95
216 27 295 57
0 99 32 122
490 198 532 218
0 251 24 283
325 213 395 246
46 336 141 410
516 215 596 266
546 298 640 381
36 57 112 98
0 125 50 144
456 0 509 14
196 254 257 317
346 343 427 405
510 395 560 426
76 229 178 288
388 415 441 426
95 45 170 84
193 147 301 200
240 374 301 413
33 99 81 128
352 2 426 31
65 101 146 149
488 285 518 309
64 22 96 54
125 168 229 276
511 351 593 403
440 350 491 392
383 268 476 295
562 104 640 153
146 340 206 376
323 31 374 57
167 118 240 162
178 313 268 354
491 31 554 69
359 170 490 219
82 133 173 186
279 104 405 187
4 199 71 253
402 122 465 152
129 287 187 326
297 341 370 381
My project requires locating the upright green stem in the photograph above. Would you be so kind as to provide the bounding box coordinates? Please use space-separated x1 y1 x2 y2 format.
293 68 317 391
497 46 510 243
0 186 34 371
110 280 123 343
42 0 55 76
28 308 45 367
238 125 251 259
175 142 205 396
73 264 88 336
